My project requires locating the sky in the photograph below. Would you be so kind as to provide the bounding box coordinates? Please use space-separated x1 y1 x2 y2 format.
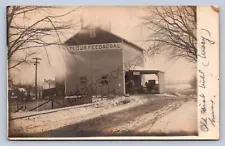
9 6 197 85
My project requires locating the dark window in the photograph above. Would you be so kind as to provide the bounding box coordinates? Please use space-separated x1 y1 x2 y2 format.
80 77 87 85
101 75 109 85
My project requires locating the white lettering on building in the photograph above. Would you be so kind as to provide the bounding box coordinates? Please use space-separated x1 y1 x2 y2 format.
67 43 121 52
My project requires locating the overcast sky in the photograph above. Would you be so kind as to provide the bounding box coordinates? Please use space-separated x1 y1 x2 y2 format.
10 6 196 85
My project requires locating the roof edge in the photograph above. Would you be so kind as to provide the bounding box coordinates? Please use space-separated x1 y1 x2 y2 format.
64 25 145 52
100 28 144 52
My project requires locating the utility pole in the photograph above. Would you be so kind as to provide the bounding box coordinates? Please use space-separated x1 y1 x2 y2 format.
32 57 42 100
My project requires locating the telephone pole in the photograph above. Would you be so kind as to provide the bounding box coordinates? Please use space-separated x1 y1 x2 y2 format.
32 57 42 100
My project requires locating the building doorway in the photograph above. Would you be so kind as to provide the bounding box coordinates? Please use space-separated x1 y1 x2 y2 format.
125 70 165 94
125 71 142 94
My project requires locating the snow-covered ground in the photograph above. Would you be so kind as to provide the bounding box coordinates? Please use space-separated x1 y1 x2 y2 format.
149 100 197 134
102 99 197 136
9 95 149 135
9 91 197 137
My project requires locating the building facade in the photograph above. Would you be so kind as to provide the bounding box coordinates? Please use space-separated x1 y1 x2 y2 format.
56 25 164 96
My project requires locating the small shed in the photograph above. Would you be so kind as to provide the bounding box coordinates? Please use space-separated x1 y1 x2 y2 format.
127 69 165 94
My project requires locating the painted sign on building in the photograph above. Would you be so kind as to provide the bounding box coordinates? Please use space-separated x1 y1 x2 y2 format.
67 43 121 52
133 71 140 75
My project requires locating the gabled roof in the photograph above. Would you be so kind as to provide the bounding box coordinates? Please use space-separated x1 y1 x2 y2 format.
64 25 144 52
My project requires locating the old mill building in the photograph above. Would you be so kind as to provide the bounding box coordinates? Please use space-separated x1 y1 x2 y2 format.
55 24 165 96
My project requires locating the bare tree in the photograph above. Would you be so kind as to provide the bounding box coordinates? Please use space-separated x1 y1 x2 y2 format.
142 6 197 62
7 6 80 71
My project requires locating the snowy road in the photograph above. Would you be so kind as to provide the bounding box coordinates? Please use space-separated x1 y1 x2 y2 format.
9 93 197 137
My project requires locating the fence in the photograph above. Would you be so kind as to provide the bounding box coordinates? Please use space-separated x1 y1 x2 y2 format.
8 86 115 113
8 95 93 112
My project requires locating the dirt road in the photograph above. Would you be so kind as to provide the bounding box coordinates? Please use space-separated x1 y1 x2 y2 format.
9 94 197 137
